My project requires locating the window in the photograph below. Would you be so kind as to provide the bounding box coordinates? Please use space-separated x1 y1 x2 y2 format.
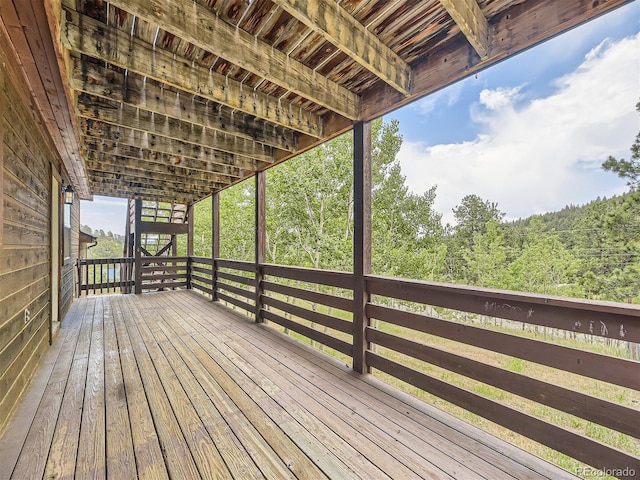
63 202 71 260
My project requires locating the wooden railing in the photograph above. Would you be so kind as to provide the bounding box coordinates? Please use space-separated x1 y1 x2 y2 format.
189 256 215 297
261 264 354 358
364 275 639 473
202 258 640 475
77 255 640 473
215 259 256 314
77 257 134 296
78 256 188 295
139 256 188 292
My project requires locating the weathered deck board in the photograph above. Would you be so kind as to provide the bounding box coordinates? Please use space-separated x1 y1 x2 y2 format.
0 291 580 480
0 298 89 479
110 295 168 479
102 297 136 480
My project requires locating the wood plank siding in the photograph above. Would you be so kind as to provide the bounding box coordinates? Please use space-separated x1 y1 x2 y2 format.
0 22 79 435
0 291 579 480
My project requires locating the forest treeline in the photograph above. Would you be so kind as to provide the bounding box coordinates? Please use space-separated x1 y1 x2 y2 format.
191 117 639 304
81 227 125 259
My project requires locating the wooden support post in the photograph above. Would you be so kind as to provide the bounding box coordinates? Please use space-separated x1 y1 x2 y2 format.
212 191 220 301
255 171 266 323
170 235 177 256
187 203 194 289
187 203 194 256
122 200 132 293
353 121 372 374
0 61 4 249
134 199 142 294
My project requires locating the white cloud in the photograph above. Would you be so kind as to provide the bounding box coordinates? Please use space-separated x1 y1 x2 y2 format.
479 86 522 110
81 196 128 235
398 33 639 226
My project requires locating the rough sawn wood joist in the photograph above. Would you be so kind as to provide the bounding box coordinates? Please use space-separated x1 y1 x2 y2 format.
21 0 630 203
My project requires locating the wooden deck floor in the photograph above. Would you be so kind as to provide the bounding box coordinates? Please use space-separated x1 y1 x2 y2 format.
0 291 579 479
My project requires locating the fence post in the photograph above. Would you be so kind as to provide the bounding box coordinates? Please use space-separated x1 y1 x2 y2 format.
76 260 81 297
353 121 372 374
212 191 220 301
134 199 142 294
187 203 194 290
255 171 266 323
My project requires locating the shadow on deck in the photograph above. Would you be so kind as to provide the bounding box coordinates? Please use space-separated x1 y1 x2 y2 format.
0 291 579 479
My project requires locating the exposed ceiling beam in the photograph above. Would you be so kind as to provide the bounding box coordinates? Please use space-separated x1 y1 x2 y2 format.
61 10 324 138
439 0 489 58
80 120 256 172
88 183 200 203
83 151 235 184
271 0 413 96
76 95 274 163
87 162 226 188
89 175 212 197
85 159 230 184
82 141 246 178
106 0 361 119
70 60 298 152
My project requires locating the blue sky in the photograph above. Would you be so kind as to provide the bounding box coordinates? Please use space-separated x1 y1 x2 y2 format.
388 2 639 224
82 2 640 234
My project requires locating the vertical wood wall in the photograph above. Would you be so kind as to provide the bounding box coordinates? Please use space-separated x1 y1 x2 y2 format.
0 31 78 434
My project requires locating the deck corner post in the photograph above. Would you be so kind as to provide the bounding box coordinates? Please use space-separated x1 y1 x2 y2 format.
353 121 372 374
134 198 142 294
255 171 266 323
123 199 133 294
212 191 220 301
187 203 194 290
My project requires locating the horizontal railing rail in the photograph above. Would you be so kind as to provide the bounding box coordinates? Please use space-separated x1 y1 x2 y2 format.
190 256 215 297
186 258 639 474
364 274 640 473
214 259 256 315
260 263 354 357
139 257 188 291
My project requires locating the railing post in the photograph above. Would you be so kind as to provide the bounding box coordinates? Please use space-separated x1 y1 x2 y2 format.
353 121 372 374
255 170 266 323
187 203 194 290
76 259 82 297
134 199 142 294
212 191 220 301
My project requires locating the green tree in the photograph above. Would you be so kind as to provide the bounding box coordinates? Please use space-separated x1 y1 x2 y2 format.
370 119 443 279
264 118 444 279
463 221 507 287
452 194 505 246
576 195 640 302
448 194 505 281
504 218 581 296
219 181 255 262
602 101 640 190
593 101 640 302
266 130 353 270
84 229 125 259
192 180 256 261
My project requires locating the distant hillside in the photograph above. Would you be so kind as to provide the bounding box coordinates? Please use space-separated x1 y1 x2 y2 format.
502 192 636 247
81 226 125 258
